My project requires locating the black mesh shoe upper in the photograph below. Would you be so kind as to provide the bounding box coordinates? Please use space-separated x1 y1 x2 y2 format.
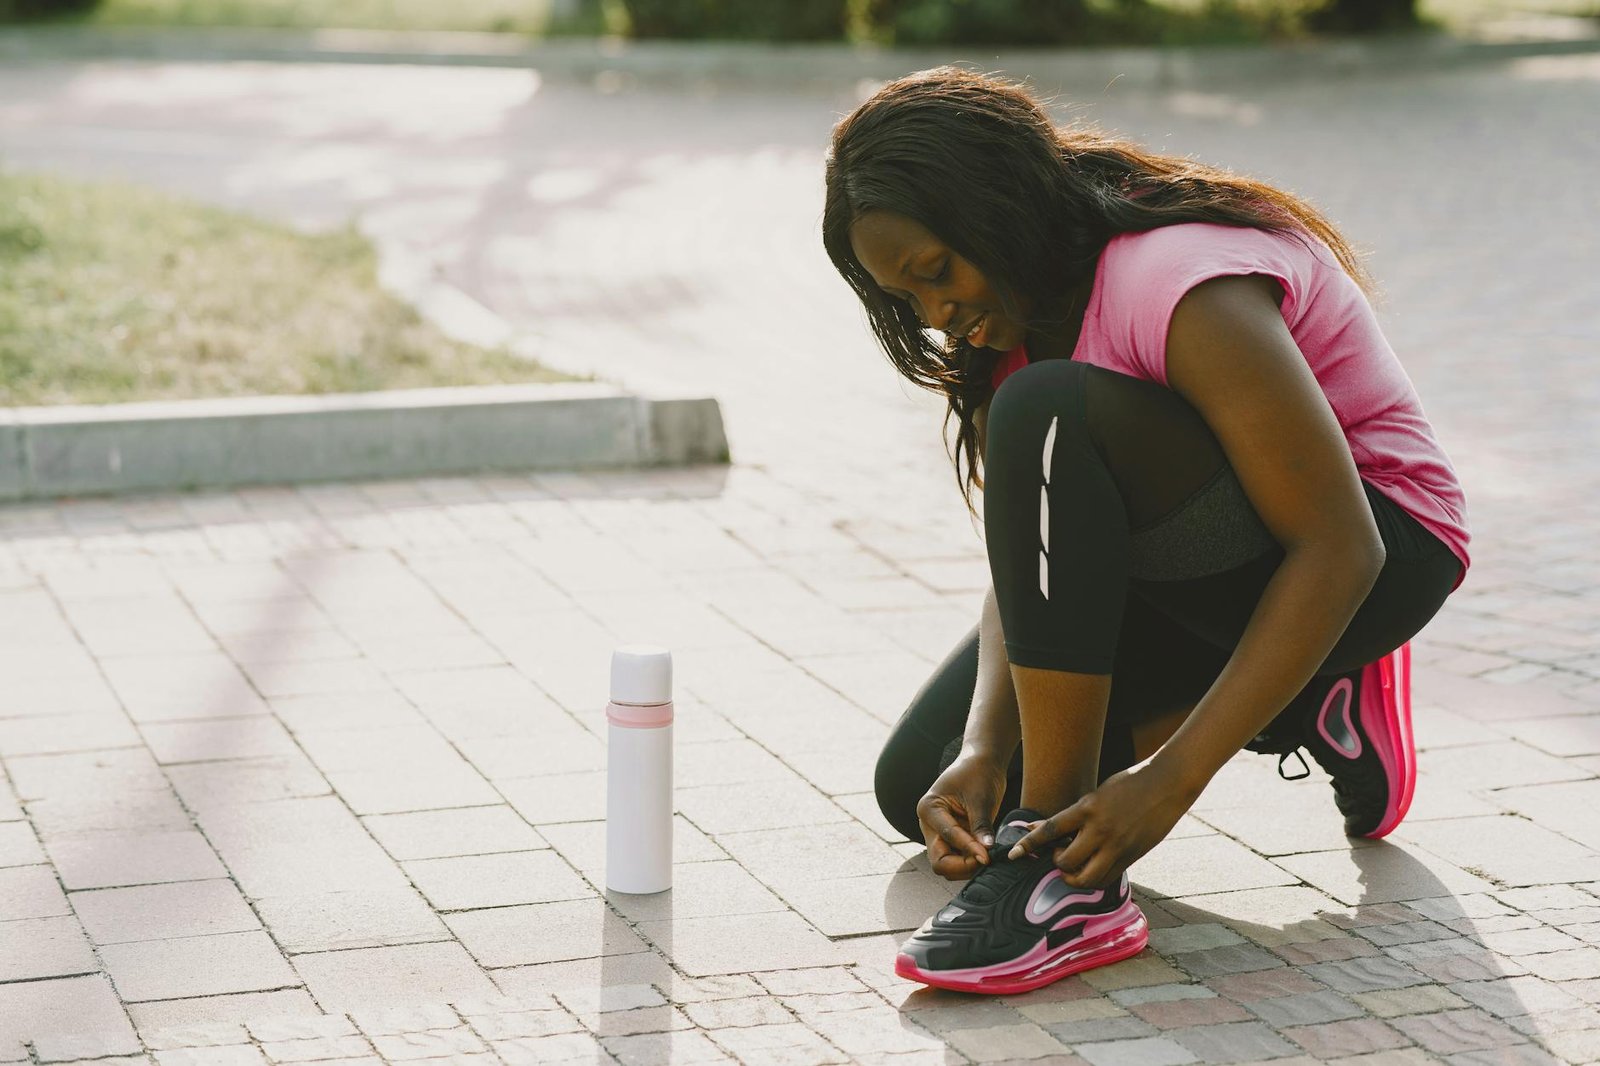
901 809 1129 973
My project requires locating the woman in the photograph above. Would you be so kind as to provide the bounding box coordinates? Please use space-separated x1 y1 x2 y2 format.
821 67 1469 995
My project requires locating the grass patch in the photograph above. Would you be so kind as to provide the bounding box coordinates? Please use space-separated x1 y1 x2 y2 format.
72 0 617 34
0 167 584 406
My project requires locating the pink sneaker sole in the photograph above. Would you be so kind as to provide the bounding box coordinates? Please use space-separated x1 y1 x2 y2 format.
893 901 1149 995
1361 641 1415 838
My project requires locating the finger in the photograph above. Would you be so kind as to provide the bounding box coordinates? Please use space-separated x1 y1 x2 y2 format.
1064 851 1114 890
940 820 987 865
931 849 981 880
1052 825 1098 874
1007 813 1068 859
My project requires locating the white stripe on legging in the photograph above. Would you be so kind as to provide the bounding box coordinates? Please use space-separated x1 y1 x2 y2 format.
1039 416 1058 600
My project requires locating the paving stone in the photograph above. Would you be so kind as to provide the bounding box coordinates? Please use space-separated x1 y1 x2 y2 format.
491 952 674 1000
1044 1017 1160 1044
1082 956 1189 991
1018 1000 1131 1026
551 984 664 1015
0 975 139 1057
705 1022 849 1065
0 914 97 982
1206 970 1327 1004
245 1017 358 1042
1075 1037 1199 1066
1302 956 1430 994
152 1048 269 1066
1398 817 1600 888
0 863 69 921
362 805 546 860
635 911 847 976
1276 848 1494 906
293 943 497 1010
1246 990 1364 1028
601 1028 731 1065
1352 985 1474 1017
1151 925 1249 955
259 1035 374 1063
1281 1017 1411 1058
782 991 883 1017
71 879 261 944
0 819 45 867
804 1007 949 1056
445 898 648 968
1167 1020 1301 1063
603 860 788 923
1112 985 1214 1007
1129 836 1298 899
1538 1030 1600 1065
1519 948 1600 982
1411 952 1531 983
98 930 300 1002
139 717 299 765
1130 996 1255 1030
166 756 333 810
775 868 956 937
1444 1045 1566 1066
368 1028 487 1060
681 997 794 1029
346 1004 461 1036
464 1009 583 1041
1172 944 1288 979
252 888 448 953
1450 976 1583 1018
753 969 868 997
1268 940 1378 969
493 1031 614 1064
124 991 321 1029
44 829 226 890
139 1024 251 1051
1389 1010 1527 1055
403 850 591 910
944 1023 1073 1062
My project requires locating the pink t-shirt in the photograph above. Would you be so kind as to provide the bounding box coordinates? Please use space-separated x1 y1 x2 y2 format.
990 222 1469 587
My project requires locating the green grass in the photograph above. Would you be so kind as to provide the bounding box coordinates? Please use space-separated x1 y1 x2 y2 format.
75 0 620 34
0 167 585 406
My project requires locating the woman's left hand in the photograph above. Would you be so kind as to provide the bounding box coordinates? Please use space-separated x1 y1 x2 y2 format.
1006 758 1202 889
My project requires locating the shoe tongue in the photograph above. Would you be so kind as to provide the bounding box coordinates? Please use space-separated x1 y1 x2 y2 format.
992 808 1045 854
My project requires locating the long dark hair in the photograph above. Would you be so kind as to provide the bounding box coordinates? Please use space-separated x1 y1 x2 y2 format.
822 65 1375 523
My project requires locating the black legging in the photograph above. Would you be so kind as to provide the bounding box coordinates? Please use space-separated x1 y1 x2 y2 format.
875 359 1463 845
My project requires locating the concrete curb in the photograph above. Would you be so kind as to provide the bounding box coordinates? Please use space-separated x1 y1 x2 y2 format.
2 22 1598 91
0 383 730 500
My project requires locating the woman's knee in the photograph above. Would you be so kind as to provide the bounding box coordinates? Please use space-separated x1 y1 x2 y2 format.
986 360 1095 463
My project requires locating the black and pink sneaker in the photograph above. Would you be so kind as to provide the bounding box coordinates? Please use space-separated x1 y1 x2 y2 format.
894 809 1149 995
1251 643 1416 839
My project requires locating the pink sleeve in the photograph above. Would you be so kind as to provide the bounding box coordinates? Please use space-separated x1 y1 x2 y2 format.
1101 224 1302 387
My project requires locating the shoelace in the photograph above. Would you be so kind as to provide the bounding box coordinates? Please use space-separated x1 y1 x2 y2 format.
954 851 1038 906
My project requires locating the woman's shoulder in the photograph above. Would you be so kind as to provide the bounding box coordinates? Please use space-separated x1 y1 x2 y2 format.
1102 222 1319 277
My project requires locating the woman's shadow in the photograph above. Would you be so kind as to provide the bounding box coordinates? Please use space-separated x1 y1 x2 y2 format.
877 807 1561 1061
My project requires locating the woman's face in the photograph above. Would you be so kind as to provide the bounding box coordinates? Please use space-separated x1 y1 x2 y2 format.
848 210 1025 351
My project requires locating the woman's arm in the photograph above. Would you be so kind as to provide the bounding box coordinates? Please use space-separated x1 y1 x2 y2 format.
963 402 1023 763
1152 272 1385 795
1007 271 1385 885
962 582 1023 764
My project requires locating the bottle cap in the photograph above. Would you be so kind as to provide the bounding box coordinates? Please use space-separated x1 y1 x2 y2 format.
610 644 672 706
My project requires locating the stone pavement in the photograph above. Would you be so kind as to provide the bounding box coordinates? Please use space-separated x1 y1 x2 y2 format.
1 45 1599 1066
0 456 1597 1064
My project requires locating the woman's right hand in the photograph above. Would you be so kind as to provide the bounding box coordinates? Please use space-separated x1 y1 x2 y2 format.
916 752 1009 881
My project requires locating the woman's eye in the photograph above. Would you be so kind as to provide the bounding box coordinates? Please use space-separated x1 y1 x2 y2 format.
929 259 950 283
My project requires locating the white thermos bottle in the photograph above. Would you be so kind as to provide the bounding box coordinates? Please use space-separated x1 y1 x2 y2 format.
605 644 673 894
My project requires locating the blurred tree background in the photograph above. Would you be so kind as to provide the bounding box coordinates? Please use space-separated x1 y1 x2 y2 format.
1 0 1592 45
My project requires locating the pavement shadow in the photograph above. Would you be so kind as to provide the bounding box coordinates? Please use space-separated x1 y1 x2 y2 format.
876 836 1547 1060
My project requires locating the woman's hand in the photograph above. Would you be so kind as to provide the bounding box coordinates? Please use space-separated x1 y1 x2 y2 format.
917 752 1009 881
1006 758 1202 889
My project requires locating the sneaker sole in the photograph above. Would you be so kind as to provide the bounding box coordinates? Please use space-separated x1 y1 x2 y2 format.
893 902 1149 995
1361 641 1415 839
